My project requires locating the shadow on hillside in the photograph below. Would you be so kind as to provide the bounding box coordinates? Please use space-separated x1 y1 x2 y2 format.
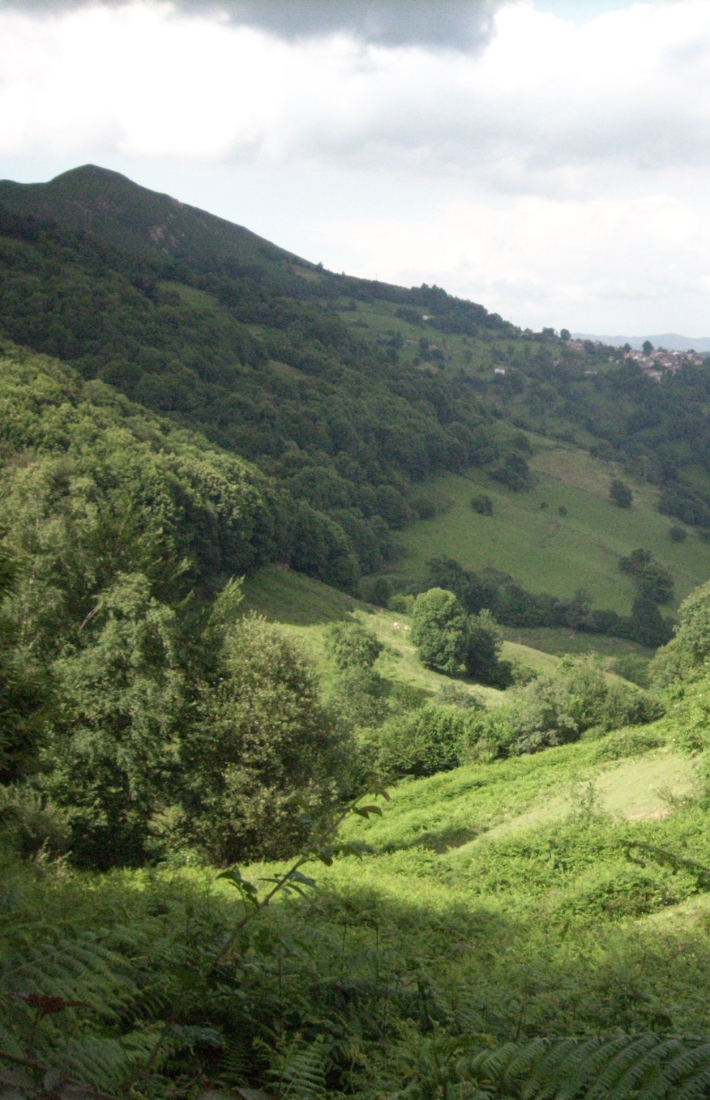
239 565 365 626
378 823 486 855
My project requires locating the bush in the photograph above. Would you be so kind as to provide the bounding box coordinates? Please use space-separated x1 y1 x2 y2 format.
409 491 439 520
619 548 674 604
611 654 650 688
594 728 666 761
610 479 633 508
326 622 383 670
471 494 493 516
670 525 687 542
330 665 390 730
489 452 531 491
388 593 415 614
465 609 513 687
375 705 472 778
359 576 393 606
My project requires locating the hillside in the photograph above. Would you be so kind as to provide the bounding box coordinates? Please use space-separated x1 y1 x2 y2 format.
1 165 710 641
6 166 710 1099
390 445 710 615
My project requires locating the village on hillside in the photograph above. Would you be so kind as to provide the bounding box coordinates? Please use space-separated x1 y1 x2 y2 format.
564 337 705 380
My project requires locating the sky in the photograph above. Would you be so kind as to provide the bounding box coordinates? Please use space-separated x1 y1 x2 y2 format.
0 0 709 335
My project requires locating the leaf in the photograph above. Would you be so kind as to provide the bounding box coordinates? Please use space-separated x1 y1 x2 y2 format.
287 870 317 889
217 867 258 898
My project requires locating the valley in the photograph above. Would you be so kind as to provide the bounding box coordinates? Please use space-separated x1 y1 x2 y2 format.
3 166 710 1100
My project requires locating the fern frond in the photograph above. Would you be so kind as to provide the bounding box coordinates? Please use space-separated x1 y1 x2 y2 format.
460 1034 710 1100
266 1036 327 1100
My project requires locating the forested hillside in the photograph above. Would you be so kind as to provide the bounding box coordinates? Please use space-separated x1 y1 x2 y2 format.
5 166 710 1100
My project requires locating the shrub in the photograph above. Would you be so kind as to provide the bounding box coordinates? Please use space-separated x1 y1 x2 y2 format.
611 654 650 688
330 665 390 730
670 525 687 542
327 622 383 670
465 609 513 687
471 494 493 516
619 548 674 604
388 593 415 614
409 491 438 520
594 728 666 761
610 479 633 508
376 705 471 778
359 575 393 606
489 451 531 491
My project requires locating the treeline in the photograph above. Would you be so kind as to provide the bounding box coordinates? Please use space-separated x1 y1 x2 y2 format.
0 203 527 585
424 556 674 648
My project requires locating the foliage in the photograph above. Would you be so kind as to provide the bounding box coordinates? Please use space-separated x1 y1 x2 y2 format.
0 191 519 582
458 1034 710 1100
619 548 674 605
44 572 186 870
183 613 356 864
326 622 384 670
610 479 633 508
374 705 478 778
411 589 470 676
424 556 669 648
471 493 493 516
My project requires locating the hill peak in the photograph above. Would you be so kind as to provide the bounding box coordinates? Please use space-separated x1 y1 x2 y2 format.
0 161 304 276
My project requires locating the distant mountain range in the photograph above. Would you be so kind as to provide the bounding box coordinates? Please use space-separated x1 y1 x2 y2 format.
573 332 710 352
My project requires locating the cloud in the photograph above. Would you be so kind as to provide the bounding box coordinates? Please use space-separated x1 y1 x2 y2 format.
0 0 499 50
1 0 708 178
1 0 710 332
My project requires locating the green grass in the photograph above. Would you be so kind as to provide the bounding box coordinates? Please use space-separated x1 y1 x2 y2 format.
500 625 653 658
239 565 508 703
391 457 710 614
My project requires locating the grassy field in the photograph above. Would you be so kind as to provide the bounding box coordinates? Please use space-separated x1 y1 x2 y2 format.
239 564 519 704
390 447 710 614
236 727 710 1045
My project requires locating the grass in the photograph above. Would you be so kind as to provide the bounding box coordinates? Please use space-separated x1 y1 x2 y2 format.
500 625 653 658
391 458 710 614
239 565 509 703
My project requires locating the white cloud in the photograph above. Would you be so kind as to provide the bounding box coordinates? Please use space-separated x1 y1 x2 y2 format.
1 0 710 331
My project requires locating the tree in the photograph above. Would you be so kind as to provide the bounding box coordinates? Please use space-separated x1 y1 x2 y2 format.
184 614 355 864
560 329 571 341
630 596 673 648
619 548 674 604
465 610 512 687
642 340 654 355
411 588 469 675
326 622 383 670
45 572 186 869
610 479 633 508
471 493 493 516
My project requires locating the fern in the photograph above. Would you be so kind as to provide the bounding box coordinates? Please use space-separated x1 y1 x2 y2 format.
457 1034 710 1100
265 1035 328 1100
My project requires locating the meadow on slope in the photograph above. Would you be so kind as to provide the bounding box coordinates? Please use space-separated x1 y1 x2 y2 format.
392 441 710 614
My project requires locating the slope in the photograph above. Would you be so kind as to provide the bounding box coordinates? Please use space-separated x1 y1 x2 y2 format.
389 445 710 615
0 163 304 283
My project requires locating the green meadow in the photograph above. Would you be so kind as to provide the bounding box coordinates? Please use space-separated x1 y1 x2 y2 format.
391 445 710 614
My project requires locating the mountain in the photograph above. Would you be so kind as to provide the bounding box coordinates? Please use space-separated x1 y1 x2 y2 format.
3 163 710 619
0 163 306 284
573 332 710 352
